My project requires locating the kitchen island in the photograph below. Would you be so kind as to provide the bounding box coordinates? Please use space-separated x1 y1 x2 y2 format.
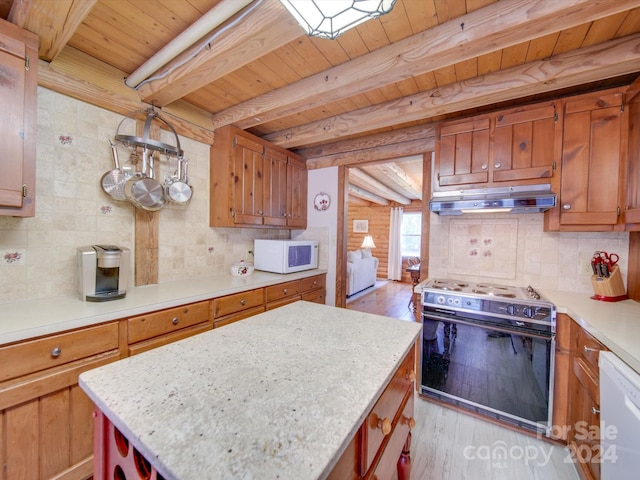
79 301 422 480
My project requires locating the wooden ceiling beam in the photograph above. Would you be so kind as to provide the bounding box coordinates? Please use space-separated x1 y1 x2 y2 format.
9 0 98 62
373 162 423 200
348 185 390 206
210 0 640 130
349 168 411 205
267 33 640 148
136 1 302 106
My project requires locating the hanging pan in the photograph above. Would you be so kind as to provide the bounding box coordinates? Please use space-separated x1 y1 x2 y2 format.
100 140 127 201
165 155 193 205
124 147 165 211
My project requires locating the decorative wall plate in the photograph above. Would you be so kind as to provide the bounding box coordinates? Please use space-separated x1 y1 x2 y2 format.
314 192 331 211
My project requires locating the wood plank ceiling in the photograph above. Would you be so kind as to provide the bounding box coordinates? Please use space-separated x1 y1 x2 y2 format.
3 0 640 205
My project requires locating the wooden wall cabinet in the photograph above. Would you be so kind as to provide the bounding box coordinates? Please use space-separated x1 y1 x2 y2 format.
567 322 609 480
623 86 640 226
0 322 121 479
0 19 37 217
210 125 307 229
434 101 559 191
545 89 628 232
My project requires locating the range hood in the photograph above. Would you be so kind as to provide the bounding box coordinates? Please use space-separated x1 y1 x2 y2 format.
429 184 556 215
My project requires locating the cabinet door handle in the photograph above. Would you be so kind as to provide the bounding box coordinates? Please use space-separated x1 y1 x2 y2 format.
494 162 502 169
481 164 488 170
584 345 599 353
172 317 179 325
563 203 571 210
51 347 62 358
240 299 246 306
405 370 416 382
591 406 600 415
377 417 392 436
402 416 417 430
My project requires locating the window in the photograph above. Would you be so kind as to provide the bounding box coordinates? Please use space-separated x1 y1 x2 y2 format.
401 212 421 257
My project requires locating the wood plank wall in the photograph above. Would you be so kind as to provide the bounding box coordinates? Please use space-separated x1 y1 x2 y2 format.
347 201 422 283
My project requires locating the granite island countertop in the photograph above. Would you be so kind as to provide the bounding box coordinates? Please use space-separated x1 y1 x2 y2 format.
78 302 423 480
0 269 326 345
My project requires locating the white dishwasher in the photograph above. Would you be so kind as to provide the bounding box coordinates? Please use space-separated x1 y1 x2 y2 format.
599 351 640 479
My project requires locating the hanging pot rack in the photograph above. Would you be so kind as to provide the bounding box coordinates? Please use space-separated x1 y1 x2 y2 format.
102 108 192 210
114 108 183 158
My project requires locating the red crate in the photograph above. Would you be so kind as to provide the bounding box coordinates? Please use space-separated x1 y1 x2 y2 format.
93 409 165 480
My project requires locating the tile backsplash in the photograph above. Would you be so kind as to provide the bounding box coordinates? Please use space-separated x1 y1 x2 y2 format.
429 213 630 293
0 88 287 303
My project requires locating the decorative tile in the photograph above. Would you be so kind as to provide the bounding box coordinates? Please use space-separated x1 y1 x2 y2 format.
3 250 25 265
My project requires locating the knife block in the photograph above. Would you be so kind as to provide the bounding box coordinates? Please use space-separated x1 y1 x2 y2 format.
591 265 628 301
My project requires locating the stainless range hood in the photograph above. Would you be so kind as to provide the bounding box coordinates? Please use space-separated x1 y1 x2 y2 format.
429 184 556 215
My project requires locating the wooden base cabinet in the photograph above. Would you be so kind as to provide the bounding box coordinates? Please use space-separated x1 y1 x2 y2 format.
0 322 121 479
567 321 609 480
328 347 416 480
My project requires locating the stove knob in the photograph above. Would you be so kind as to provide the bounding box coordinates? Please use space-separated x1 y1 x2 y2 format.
437 296 446 304
523 306 535 318
506 304 518 316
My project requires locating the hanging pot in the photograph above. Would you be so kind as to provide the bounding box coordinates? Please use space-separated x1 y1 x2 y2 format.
100 140 127 201
165 155 193 205
124 147 165 211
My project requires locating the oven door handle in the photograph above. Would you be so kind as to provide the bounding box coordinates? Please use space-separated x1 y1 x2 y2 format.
422 312 553 340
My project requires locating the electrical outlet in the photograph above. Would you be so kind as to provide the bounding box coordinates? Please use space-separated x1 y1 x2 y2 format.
246 249 254 259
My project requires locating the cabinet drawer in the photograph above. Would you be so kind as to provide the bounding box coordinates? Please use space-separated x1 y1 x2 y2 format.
0 322 119 382
369 391 413 480
214 305 265 328
265 281 300 303
301 289 325 304
576 327 606 373
213 288 264 318
128 301 210 345
362 348 415 473
300 274 325 293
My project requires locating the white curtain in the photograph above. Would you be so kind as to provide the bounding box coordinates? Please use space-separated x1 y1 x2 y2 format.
388 207 403 280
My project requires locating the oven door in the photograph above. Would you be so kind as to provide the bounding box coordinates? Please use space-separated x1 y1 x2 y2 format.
421 309 555 435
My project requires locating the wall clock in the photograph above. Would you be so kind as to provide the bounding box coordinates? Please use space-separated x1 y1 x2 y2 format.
314 192 331 211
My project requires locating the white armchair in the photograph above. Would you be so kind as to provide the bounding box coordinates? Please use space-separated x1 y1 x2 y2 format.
346 248 379 297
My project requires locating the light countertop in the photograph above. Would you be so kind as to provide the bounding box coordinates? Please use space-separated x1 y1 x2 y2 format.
0 269 326 345
79 302 423 480
414 281 640 374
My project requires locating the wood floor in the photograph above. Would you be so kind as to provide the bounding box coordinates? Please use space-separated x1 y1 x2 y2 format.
346 281 580 480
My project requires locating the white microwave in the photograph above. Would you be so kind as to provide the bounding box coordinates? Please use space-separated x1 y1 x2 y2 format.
254 239 318 274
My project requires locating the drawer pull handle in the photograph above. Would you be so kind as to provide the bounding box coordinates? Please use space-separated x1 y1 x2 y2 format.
172 317 179 325
402 416 417 430
51 347 62 358
405 370 416 382
283 288 288 294
584 346 599 353
377 417 392 436
563 203 571 210
240 299 246 306
591 406 600 415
